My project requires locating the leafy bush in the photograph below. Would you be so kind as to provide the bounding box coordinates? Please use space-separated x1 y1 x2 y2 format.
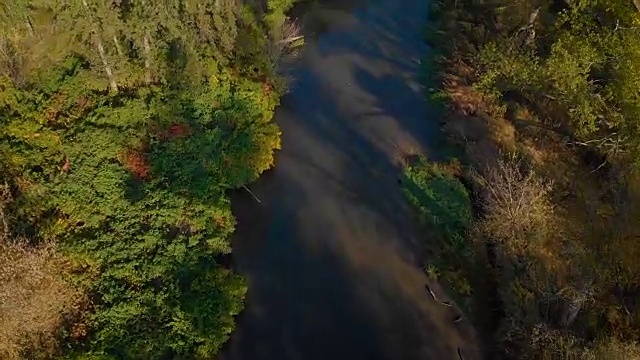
401 158 476 304
402 157 473 252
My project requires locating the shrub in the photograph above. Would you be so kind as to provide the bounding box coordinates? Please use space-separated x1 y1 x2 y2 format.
402 157 476 306
0 240 82 359
529 325 640 360
402 157 473 251
474 156 555 256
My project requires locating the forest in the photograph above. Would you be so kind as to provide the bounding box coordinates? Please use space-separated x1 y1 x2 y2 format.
0 0 301 358
401 0 640 358
9 0 640 358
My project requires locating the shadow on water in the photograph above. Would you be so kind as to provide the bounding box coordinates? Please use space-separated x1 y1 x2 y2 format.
220 0 481 359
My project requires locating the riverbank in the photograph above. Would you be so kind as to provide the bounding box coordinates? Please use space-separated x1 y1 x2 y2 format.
0 1 305 358
417 0 640 358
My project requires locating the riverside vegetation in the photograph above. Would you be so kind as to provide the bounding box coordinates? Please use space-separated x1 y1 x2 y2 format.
0 0 302 358
403 0 640 359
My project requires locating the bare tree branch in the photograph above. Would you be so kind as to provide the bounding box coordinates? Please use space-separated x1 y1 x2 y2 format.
268 17 303 80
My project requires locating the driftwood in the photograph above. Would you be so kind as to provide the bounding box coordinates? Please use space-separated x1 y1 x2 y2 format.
243 185 262 204
424 284 454 307
279 35 304 45
424 283 438 300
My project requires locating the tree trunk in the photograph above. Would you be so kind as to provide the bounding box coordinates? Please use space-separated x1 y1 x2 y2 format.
561 298 582 327
523 8 539 46
561 286 592 328
82 0 118 92
143 34 151 84
25 19 33 35
527 7 540 27
97 40 118 92
0 182 11 241
139 0 152 85
113 35 123 56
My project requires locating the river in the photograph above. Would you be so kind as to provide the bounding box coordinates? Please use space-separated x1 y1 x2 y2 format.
220 0 480 359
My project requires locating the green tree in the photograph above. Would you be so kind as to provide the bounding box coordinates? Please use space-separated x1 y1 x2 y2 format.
0 0 291 357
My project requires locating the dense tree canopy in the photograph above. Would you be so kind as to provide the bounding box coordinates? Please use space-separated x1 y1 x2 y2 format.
0 0 299 358
421 0 640 358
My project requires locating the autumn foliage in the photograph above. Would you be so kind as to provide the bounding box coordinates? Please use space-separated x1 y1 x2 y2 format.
0 0 295 358
422 0 640 358
121 149 150 180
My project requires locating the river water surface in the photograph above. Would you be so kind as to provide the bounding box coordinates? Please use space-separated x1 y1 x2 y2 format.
221 0 480 359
